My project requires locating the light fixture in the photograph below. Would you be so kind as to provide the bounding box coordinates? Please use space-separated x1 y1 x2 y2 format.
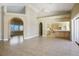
43 9 50 13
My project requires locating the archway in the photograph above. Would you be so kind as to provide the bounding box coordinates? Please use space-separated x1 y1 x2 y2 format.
39 22 43 36
9 17 24 40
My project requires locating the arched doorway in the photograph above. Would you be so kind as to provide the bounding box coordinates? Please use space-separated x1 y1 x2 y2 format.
9 18 24 40
39 22 43 36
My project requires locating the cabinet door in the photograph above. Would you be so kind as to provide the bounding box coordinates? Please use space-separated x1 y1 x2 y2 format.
64 32 70 39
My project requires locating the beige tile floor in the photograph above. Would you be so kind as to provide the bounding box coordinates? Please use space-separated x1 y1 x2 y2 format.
0 36 79 56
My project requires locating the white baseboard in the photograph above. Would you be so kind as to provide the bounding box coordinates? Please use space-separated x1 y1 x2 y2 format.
0 39 8 41
0 39 2 40
0 35 38 41
24 34 38 39
4 39 8 41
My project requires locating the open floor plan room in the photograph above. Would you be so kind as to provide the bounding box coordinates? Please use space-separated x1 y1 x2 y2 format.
0 3 79 56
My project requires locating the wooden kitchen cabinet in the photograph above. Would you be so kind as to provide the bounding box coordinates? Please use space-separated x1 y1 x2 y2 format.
54 31 70 39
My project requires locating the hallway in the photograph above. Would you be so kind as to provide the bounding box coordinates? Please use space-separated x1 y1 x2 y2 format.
0 37 79 56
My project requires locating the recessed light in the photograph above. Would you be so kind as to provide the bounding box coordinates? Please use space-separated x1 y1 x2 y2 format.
44 9 50 12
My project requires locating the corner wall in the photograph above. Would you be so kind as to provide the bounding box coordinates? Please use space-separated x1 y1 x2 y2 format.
25 6 39 39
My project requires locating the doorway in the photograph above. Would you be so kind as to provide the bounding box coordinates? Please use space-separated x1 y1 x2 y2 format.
39 22 43 36
9 18 24 44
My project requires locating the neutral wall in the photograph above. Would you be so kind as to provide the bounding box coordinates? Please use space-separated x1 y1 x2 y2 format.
0 6 2 40
71 4 79 19
25 6 39 39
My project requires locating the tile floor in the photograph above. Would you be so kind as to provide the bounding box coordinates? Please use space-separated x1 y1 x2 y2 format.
0 36 79 56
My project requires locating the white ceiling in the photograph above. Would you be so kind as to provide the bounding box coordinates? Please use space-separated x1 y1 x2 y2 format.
30 3 74 12
0 3 74 12
0 3 75 16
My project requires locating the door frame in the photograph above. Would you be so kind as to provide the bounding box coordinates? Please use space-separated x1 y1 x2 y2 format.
8 18 24 41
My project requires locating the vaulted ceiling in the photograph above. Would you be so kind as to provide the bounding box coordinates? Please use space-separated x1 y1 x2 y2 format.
0 3 75 16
